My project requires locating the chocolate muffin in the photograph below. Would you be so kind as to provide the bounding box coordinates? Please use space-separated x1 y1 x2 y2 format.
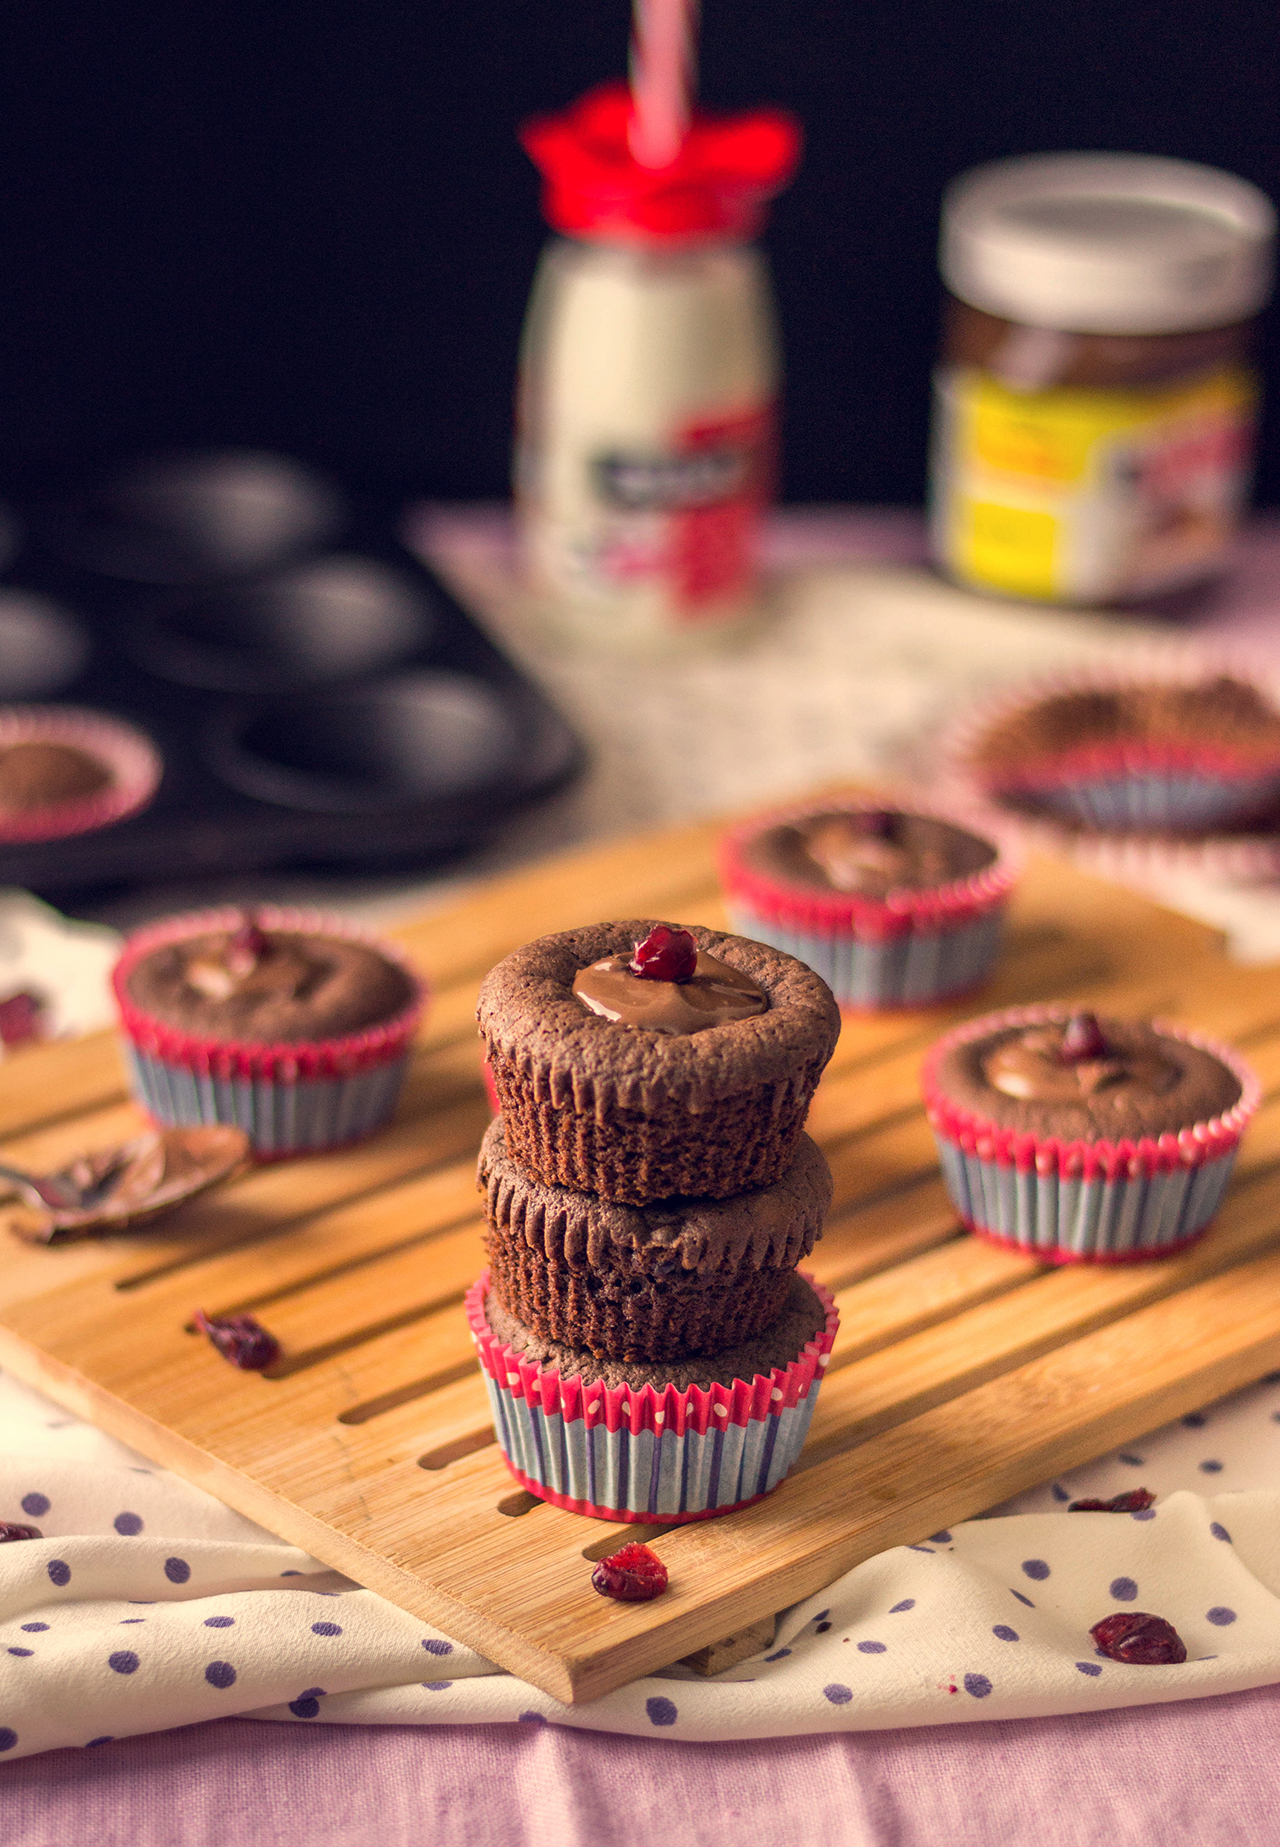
124 920 417 1044
923 1005 1259 1262
0 741 111 809
113 908 424 1157
479 1115 832 1361
476 920 841 1204
483 1267 830 1392
719 797 1015 1010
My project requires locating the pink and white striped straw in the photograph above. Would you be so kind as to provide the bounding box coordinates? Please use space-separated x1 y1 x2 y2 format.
628 0 700 168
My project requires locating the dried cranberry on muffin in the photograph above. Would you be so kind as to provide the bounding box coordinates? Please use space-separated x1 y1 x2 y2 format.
478 1114 832 1361
957 673 1280 836
923 1006 1259 1262
719 797 1015 1010
113 908 424 1157
476 920 840 1204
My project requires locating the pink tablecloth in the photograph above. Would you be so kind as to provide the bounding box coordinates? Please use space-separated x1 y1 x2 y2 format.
10 1686 1280 1847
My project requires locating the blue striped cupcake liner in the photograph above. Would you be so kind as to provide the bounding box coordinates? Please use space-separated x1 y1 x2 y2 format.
467 1272 839 1523
999 768 1280 834
728 903 1004 1010
124 1043 411 1158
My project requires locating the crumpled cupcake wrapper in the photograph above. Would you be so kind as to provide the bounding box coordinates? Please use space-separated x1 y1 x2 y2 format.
124 1042 411 1158
728 902 1004 1011
923 1005 1260 1264
467 1271 839 1523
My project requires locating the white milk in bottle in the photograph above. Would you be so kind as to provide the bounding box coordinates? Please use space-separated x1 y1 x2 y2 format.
517 83 799 652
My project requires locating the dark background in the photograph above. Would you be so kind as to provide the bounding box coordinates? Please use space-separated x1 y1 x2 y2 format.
1 0 1277 507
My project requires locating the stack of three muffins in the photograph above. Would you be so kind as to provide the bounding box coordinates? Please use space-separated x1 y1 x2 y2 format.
470 920 843 1523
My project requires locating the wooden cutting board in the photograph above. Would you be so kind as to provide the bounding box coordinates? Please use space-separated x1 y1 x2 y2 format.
2 814 1280 1704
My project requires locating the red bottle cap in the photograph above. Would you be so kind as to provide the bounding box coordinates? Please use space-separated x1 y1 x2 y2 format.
520 81 801 244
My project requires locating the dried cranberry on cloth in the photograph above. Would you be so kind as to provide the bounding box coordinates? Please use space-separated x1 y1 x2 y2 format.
2 1364 1280 1761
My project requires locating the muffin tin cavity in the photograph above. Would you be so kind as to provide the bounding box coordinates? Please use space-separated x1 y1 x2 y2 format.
0 450 583 891
0 592 91 699
36 451 346 584
211 671 525 813
127 556 432 692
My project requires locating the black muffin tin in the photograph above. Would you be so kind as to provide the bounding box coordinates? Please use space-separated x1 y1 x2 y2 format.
0 451 584 896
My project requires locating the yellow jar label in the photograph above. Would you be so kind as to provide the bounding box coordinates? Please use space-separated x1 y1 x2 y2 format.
931 364 1258 603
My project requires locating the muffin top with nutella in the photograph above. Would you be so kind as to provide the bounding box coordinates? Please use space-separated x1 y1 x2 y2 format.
741 808 997 900
126 916 417 1043
930 1011 1242 1141
572 924 768 1036
971 676 1280 774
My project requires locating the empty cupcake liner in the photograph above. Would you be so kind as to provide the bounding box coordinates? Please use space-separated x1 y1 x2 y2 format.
112 906 424 1157
0 705 163 843
466 1271 839 1523
923 1006 1260 1263
719 796 1016 1010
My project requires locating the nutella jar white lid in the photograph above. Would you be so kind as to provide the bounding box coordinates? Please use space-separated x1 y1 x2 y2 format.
941 152 1275 335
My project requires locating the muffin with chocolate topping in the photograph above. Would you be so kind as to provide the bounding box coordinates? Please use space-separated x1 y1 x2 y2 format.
924 1005 1259 1262
719 796 1015 1009
477 919 840 1204
112 907 424 1156
0 706 162 844
955 671 1280 835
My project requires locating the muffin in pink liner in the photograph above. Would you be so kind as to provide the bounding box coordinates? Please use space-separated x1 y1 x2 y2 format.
948 668 1280 839
923 1005 1259 1264
718 796 1017 1011
467 1269 838 1522
0 705 162 843
112 907 425 1158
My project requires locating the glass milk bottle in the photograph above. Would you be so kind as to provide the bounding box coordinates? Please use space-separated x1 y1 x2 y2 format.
516 83 799 652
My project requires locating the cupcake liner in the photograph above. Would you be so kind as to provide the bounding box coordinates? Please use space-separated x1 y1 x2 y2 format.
719 796 1017 1010
112 907 425 1157
0 705 162 843
923 1006 1260 1263
466 1271 839 1522
942 656 1280 847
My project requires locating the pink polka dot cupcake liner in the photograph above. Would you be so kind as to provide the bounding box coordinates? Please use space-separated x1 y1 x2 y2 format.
466 1270 839 1523
719 796 1017 1011
0 705 162 843
923 1006 1260 1264
112 907 425 1159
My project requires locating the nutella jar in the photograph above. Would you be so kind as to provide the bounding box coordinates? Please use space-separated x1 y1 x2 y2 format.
930 154 1275 605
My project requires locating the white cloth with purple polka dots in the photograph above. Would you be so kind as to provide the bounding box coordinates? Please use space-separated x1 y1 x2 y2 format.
3 1366 1280 1760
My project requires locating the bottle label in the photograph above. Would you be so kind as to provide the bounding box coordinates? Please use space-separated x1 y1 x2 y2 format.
532 406 774 624
930 364 1258 603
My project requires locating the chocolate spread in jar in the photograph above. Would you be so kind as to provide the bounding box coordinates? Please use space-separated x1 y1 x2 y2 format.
573 949 768 1035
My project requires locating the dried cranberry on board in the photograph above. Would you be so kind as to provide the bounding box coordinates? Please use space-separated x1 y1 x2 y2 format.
0 1521 42 1542
225 918 270 977
0 991 45 1047
591 1541 669 1602
1060 1013 1109 1063
1070 1488 1156 1513
629 926 699 984
1090 1612 1187 1664
193 1308 280 1371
